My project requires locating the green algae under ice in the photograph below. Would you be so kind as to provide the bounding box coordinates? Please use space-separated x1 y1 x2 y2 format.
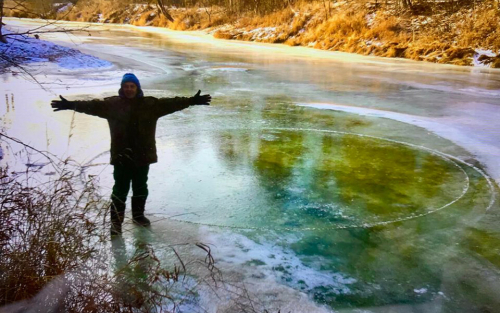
160 128 485 231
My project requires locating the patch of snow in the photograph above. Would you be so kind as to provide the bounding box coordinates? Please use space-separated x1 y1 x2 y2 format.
473 49 498 67
437 291 450 299
365 13 375 27
209 67 248 72
245 27 277 40
414 288 428 294
473 56 489 67
57 55 112 70
365 40 382 47
56 3 72 13
0 28 113 71
475 49 496 57
201 230 357 295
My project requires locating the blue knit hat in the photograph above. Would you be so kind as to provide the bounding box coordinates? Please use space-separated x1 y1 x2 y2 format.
119 73 143 98
121 73 141 89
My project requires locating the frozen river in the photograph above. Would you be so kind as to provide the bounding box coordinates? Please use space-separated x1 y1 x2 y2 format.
2 19 500 312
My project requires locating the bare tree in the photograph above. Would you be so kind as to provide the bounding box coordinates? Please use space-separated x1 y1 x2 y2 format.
399 0 413 10
0 0 89 86
0 0 6 43
322 0 331 19
155 0 174 22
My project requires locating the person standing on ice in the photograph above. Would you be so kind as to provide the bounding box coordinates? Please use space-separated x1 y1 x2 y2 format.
51 73 211 236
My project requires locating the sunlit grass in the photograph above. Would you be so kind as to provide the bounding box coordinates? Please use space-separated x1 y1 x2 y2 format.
5 0 498 66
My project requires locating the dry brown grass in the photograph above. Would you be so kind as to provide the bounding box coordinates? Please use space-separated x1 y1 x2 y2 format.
169 9 200 30
132 9 157 26
4 0 499 67
0 156 107 307
3 0 43 18
366 15 407 42
0 134 221 312
210 0 499 67
456 4 500 50
150 14 172 28
240 8 295 29
214 30 234 39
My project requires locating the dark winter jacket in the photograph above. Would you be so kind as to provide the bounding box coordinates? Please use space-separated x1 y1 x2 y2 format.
70 95 193 166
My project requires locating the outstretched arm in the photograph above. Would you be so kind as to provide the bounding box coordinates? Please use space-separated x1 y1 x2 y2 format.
154 90 211 117
51 96 110 119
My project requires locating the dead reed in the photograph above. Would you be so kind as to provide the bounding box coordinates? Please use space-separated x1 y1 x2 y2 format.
0 133 221 312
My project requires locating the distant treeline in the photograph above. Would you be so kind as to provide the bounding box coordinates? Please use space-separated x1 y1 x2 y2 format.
4 0 496 16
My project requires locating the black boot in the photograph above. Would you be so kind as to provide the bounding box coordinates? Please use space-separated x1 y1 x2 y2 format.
131 196 150 227
110 199 126 236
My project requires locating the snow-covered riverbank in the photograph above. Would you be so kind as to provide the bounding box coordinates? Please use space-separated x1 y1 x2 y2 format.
0 28 112 73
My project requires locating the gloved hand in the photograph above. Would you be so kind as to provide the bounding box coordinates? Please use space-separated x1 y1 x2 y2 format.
51 96 73 112
191 90 211 105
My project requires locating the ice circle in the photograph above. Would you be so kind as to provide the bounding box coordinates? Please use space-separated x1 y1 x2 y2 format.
144 127 496 231
84 127 495 231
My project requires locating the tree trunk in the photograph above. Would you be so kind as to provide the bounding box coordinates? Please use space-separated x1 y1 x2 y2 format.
156 0 174 22
402 0 413 9
0 0 7 44
322 0 330 19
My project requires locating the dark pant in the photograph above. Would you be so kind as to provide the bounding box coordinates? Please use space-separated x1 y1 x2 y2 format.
111 164 150 204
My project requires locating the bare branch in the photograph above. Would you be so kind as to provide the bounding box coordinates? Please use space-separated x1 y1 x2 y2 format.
0 53 48 90
0 132 59 168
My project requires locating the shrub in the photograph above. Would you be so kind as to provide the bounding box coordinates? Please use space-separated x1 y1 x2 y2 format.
0 135 219 312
